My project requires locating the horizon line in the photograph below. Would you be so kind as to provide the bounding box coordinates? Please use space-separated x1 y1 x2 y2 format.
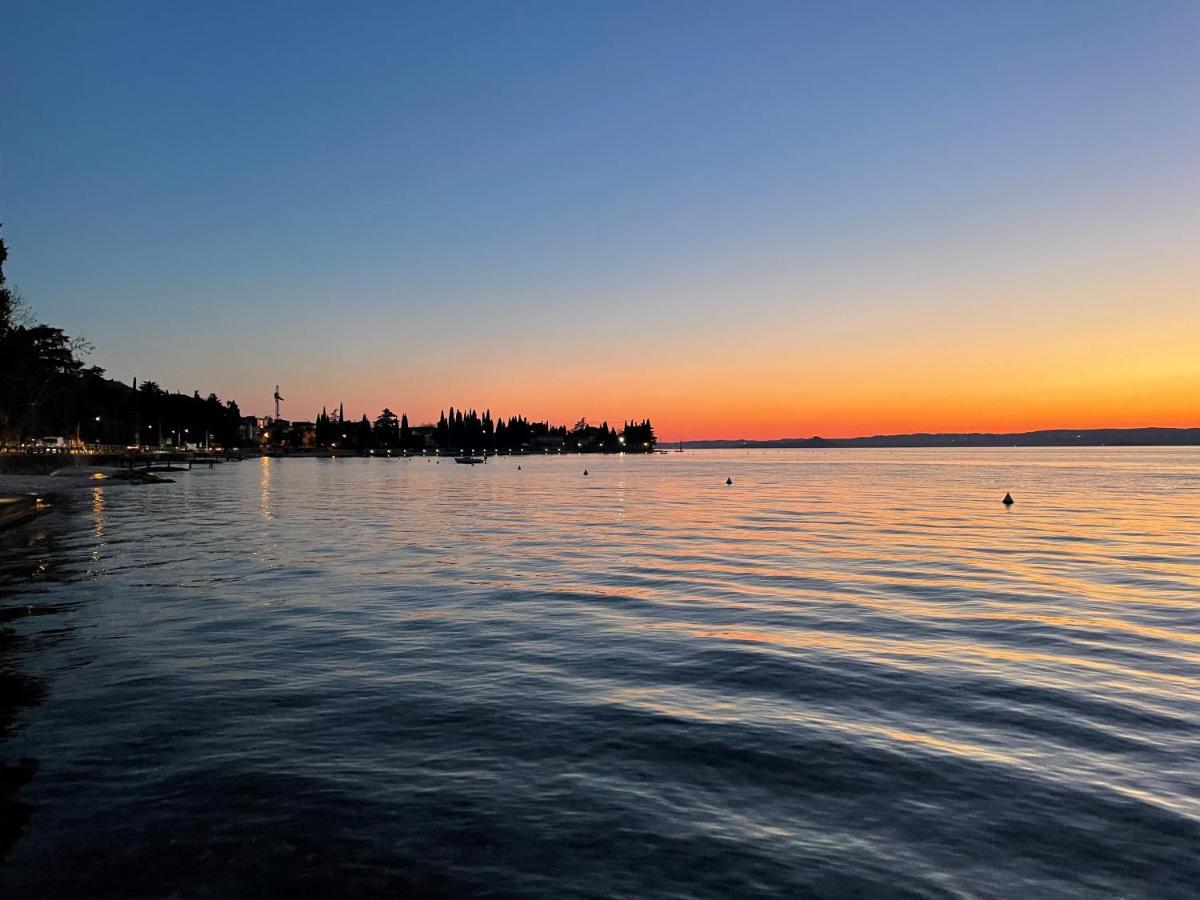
675 424 1200 444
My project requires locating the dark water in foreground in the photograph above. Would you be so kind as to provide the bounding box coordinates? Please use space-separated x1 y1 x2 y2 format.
1 449 1198 898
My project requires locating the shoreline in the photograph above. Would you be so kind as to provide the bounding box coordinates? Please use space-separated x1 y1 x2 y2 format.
0 468 168 528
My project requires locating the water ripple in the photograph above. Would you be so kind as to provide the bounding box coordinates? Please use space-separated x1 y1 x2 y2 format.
1 448 1198 898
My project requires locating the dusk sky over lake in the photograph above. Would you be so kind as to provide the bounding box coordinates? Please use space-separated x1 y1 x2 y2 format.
3 1 1197 439
4 7 1200 895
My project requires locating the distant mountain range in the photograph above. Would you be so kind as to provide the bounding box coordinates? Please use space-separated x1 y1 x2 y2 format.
676 427 1200 449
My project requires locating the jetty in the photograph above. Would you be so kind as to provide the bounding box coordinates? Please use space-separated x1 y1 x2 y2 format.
1 445 246 476
0 495 40 529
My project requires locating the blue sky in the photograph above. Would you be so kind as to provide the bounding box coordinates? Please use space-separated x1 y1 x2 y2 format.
3 2 1198 436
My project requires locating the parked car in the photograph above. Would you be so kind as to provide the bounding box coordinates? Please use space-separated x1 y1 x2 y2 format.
36 436 69 453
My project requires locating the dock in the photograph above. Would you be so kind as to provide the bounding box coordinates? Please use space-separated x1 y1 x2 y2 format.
0 495 40 529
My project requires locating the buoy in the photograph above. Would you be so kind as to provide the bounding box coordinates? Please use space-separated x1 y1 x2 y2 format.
517 465 522 470
583 469 589 476
1003 492 1014 505
726 477 733 485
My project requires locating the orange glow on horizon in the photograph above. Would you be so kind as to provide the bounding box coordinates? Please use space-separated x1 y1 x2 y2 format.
229 253 1198 441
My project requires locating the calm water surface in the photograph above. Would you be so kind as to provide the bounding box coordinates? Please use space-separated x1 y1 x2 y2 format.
1 449 1198 897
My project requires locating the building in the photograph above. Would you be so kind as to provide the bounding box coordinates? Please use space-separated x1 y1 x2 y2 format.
411 425 438 450
289 421 316 448
238 416 260 442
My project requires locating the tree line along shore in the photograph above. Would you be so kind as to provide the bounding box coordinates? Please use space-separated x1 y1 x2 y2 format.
0 229 657 457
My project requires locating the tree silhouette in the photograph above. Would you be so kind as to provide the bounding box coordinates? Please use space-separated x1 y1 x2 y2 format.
355 414 373 450
3 230 658 452
373 408 400 447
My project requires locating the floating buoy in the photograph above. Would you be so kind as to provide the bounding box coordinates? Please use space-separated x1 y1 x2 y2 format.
726 477 733 485
583 469 589 476
517 465 522 470
1003 492 1014 506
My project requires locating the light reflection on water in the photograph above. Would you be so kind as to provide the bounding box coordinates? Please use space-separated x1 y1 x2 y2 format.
0 448 1198 898
259 454 272 520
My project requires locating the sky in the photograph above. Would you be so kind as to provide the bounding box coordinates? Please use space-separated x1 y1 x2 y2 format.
2 1 1198 440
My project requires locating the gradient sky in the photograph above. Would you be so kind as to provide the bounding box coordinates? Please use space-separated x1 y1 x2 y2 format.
3 1 1198 439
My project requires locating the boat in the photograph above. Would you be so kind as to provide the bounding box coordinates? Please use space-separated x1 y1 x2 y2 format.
454 455 485 465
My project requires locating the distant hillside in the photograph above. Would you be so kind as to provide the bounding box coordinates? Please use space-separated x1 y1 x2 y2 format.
677 428 1200 449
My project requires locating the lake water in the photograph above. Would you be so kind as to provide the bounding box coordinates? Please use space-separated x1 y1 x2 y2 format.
1 449 1198 898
